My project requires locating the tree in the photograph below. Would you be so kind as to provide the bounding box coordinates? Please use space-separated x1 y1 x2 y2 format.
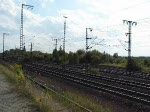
126 59 142 71
144 58 150 67
113 53 118 58
68 52 74 64
77 49 85 56
73 53 79 64
68 52 79 64
76 49 86 64
52 49 59 63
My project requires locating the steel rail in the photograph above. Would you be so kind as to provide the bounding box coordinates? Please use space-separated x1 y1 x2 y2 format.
25 75 93 112
24 63 150 106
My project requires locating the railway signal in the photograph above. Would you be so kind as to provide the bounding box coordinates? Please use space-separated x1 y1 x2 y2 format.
86 28 93 53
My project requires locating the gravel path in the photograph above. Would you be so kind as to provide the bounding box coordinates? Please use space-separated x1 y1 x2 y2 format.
0 73 37 112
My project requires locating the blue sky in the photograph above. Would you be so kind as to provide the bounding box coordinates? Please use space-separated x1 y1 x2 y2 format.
0 0 150 56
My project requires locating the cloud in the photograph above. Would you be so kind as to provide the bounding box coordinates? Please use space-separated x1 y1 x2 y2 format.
41 0 54 2
0 0 54 52
0 0 150 56
40 0 54 8
1 0 111 53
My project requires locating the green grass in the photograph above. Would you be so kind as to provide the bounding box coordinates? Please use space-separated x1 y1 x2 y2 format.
142 67 150 73
88 68 99 75
0 64 20 84
25 81 57 112
99 63 126 68
99 63 150 73
0 64 54 112
39 80 112 112
63 92 111 112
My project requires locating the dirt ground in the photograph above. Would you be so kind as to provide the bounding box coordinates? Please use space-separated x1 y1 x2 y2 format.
0 73 37 112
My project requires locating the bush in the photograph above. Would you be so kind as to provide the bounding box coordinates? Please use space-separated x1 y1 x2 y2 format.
126 59 142 71
88 68 99 75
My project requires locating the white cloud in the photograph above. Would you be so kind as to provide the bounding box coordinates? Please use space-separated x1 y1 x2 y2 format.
41 0 54 2
40 0 54 8
0 0 150 56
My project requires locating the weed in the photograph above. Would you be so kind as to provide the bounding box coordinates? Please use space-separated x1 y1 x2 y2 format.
0 64 54 112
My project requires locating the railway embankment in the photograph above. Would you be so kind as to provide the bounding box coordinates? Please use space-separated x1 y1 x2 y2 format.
0 69 37 112
0 63 70 112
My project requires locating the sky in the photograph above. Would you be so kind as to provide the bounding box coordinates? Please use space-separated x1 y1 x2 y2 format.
0 0 150 56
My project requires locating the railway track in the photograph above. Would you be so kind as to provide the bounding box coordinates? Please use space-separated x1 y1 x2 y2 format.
23 62 150 106
64 64 150 80
25 75 92 112
99 66 150 79
32 62 150 90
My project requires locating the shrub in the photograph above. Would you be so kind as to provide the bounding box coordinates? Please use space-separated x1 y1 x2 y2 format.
88 68 99 75
126 59 142 71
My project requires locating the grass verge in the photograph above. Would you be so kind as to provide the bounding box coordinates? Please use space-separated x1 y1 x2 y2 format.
0 63 54 112
99 63 126 68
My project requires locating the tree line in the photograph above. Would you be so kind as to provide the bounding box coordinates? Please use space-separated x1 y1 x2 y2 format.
1 48 150 71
